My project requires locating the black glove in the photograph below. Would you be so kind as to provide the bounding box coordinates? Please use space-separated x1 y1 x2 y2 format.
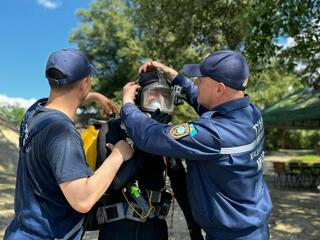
150 109 172 124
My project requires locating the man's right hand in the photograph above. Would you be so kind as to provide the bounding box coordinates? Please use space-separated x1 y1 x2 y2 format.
107 140 134 162
139 60 178 82
122 82 141 105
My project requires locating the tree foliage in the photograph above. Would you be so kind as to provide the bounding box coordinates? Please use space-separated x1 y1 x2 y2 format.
70 0 318 94
0 106 25 125
70 0 143 96
243 0 320 88
70 0 319 150
133 0 248 69
265 128 320 150
70 0 251 95
247 64 303 110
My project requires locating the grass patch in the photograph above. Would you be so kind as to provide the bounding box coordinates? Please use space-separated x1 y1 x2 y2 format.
290 154 320 164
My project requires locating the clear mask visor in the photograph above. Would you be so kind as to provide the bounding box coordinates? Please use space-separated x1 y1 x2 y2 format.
141 84 174 113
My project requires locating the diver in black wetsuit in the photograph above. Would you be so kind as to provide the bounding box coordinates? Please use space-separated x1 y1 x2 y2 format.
84 70 203 240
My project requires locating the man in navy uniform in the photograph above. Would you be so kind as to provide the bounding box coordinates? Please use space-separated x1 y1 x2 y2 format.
120 50 272 240
4 49 133 239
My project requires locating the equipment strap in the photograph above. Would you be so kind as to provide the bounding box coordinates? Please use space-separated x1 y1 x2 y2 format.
97 189 172 224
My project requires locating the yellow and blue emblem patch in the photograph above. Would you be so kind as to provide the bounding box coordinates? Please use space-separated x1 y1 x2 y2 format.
169 123 198 139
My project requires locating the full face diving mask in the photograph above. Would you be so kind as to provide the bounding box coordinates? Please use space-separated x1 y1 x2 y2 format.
135 70 175 114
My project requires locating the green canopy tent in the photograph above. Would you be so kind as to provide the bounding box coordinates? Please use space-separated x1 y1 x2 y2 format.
262 88 320 129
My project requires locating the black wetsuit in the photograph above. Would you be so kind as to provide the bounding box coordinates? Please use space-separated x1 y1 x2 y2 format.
83 118 203 240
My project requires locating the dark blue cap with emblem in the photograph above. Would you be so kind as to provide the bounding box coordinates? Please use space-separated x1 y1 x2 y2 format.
183 50 249 91
45 48 97 86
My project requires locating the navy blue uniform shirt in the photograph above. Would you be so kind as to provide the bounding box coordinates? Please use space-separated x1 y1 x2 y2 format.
120 75 272 240
4 99 93 240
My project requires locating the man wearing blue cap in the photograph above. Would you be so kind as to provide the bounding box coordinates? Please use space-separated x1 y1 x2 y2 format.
4 49 134 239
120 50 272 239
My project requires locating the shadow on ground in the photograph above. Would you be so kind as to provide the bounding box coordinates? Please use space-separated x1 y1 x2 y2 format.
0 126 19 238
268 181 320 240
0 128 19 173
263 160 320 240
1 128 319 239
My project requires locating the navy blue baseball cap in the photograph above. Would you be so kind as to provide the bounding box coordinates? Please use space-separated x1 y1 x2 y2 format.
183 50 249 90
46 48 97 86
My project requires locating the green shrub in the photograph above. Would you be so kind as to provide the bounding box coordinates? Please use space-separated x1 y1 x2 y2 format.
265 128 320 150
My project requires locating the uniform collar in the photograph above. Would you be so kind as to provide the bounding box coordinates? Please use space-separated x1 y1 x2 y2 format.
201 95 250 118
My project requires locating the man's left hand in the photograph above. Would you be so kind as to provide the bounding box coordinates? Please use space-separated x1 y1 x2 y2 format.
85 92 119 115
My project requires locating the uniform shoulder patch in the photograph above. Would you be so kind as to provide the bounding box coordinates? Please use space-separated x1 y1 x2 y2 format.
169 123 190 139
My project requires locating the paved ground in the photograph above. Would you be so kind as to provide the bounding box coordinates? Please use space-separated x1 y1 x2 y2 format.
0 122 319 239
263 160 320 240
